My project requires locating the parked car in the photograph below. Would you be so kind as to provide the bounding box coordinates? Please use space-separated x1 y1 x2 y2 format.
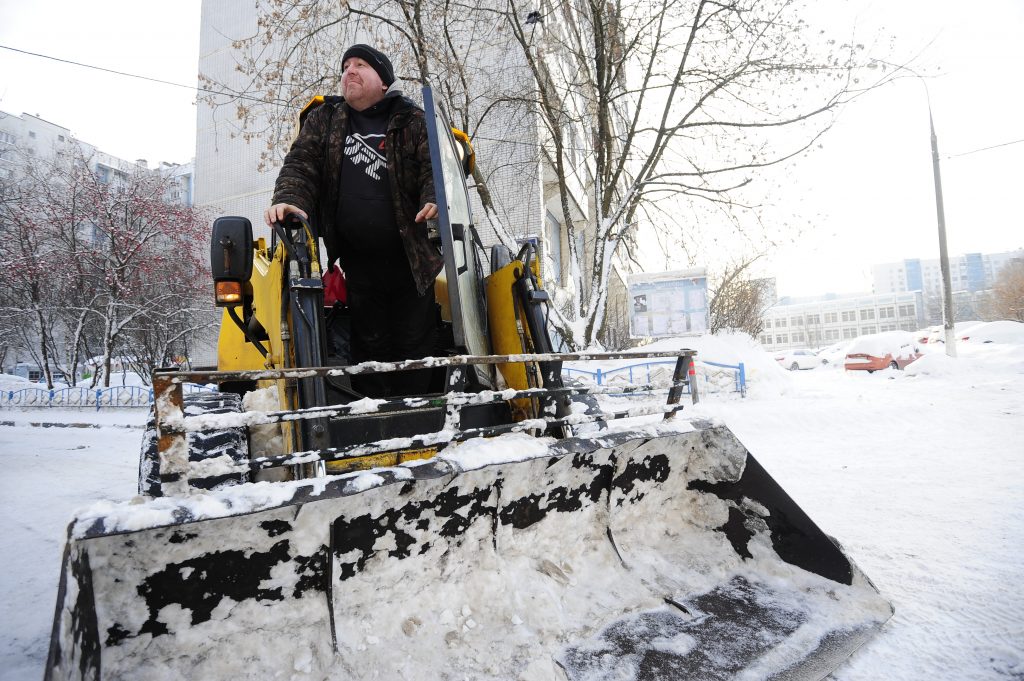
959 320 1024 344
774 349 821 371
917 325 941 344
816 341 853 366
926 321 983 344
844 331 922 373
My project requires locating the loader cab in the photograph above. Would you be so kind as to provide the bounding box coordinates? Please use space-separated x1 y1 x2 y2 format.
210 88 529 469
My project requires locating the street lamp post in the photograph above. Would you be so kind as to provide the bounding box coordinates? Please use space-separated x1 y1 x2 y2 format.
928 109 957 356
874 61 957 357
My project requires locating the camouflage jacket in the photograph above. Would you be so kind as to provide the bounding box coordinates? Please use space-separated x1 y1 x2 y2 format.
272 91 441 295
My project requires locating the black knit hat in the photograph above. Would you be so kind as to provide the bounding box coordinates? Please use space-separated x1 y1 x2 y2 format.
342 44 395 86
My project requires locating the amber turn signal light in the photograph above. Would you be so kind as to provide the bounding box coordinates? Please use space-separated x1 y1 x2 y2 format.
215 280 243 306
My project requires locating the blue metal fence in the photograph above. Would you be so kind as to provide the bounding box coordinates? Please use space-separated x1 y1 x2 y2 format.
0 384 214 410
563 360 746 397
3 361 747 409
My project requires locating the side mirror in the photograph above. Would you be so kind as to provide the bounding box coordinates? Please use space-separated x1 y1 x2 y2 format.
211 216 254 282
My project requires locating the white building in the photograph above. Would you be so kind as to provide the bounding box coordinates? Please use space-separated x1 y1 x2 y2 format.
0 109 194 206
759 291 925 351
871 250 1023 324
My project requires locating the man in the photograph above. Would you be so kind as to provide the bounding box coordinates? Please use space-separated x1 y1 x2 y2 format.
264 44 440 396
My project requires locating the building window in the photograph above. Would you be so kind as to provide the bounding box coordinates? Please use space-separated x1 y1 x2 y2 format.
824 312 838 324
806 314 821 325
776 319 787 328
898 304 915 316
776 334 788 344
760 335 771 345
842 327 858 339
879 306 895 319
792 332 805 343
764 319 772 329
860 309 875 320
861 326 877 335
841 310 856 322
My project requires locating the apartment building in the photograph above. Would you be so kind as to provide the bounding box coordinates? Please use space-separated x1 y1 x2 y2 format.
872 250 1023 324
0 109 194 206
759 291 925 351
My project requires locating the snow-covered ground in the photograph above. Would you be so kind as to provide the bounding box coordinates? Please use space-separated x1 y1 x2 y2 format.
1 339 1022 680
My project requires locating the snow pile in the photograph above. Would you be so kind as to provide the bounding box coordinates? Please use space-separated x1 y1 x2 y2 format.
0 373 32 391
908 341 1024 377
242 385 285 459
845 331 918 359
76 370 148 388
959 320 1024 344
437 431 555 469
5 340 1024 680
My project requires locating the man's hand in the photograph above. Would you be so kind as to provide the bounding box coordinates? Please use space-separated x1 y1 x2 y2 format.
264 203 308 227
414 202 438 223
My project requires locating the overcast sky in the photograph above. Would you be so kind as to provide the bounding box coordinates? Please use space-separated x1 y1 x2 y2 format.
764 0 1024 297
0 1 201 165
0 0 1020 297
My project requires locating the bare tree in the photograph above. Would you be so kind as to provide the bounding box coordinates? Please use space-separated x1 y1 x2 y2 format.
0 145 214 387
986 260 1024 322
0 158 68 386
498 0 894 348
708 256 770 336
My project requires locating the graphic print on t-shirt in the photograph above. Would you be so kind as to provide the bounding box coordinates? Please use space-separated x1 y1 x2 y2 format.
344 133 386 180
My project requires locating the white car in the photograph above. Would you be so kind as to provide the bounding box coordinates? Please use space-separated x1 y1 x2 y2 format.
959 320 1024 344
816 341 852 366
774 349 821 371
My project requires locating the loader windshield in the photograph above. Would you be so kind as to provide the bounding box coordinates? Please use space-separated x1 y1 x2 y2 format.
422 87 491 387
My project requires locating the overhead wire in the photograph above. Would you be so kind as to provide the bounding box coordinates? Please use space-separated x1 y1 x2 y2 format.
0 43 271 105
8 43 1018 164
945 137 1024 159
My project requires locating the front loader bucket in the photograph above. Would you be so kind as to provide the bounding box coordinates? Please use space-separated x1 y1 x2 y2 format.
47 420 891 681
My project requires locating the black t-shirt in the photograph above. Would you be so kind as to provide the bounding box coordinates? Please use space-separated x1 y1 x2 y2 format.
336 98 404 275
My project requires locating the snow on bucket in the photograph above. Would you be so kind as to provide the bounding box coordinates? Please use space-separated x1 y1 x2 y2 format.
46 422 891 680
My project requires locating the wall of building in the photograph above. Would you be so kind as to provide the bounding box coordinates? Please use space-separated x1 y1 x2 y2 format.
759 291 925 351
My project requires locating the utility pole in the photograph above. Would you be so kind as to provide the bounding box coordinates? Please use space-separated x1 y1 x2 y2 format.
928 108 957 357
870 59 959 357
